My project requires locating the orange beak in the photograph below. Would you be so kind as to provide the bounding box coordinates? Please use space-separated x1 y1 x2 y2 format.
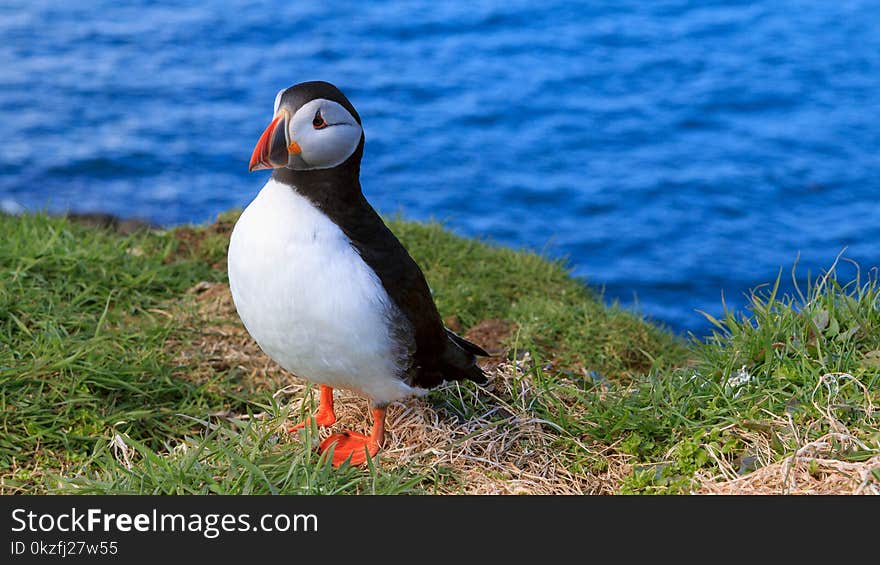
248 113 301 171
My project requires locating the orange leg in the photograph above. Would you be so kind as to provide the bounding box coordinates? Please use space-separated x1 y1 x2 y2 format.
319 407 386 467
288 385 336 432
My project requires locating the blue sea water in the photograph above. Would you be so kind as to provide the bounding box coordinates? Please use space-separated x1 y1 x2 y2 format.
1 1 879 335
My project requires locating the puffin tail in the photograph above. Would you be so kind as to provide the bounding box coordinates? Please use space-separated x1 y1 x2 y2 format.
445 327 489 357
438 327 490 385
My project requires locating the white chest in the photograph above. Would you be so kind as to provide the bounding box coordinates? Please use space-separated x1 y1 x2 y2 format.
226 179 415 404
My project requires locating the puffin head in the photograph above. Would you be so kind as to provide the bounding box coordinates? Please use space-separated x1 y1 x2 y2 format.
249 81 363 172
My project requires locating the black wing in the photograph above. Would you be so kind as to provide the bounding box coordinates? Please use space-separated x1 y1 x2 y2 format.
340 197 488 388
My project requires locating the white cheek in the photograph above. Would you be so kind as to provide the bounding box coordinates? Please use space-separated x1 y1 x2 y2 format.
287 99 362 170
299 125 362 169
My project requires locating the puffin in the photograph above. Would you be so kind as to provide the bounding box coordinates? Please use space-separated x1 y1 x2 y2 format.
228 81 489 467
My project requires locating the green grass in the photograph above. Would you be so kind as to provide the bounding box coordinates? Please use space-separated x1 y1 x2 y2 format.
0 214 231 491
584 262 880 493
1 212 877 494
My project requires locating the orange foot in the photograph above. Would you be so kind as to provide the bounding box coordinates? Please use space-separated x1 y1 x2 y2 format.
320 432 379 467
319 407 386 468
288 385 336 432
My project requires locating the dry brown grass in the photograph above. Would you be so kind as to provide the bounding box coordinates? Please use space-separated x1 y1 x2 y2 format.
697 438 880 495
695 372 879 495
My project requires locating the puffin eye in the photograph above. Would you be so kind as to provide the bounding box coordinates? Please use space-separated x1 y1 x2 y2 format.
312 110 327 129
